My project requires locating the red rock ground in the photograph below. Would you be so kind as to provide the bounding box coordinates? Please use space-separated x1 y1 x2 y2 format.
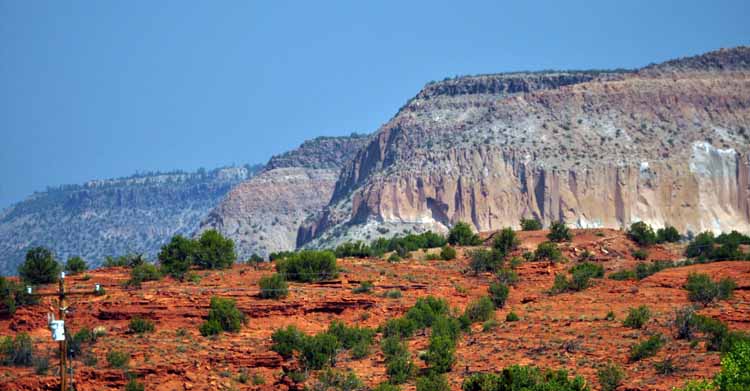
1 229 748 390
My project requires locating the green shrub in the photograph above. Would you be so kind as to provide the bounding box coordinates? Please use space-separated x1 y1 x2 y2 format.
629 334 664 361
549 273 570 295
520 218 543 231
627 222 657 246
424 252 441 261
488 282 509 308
495 268 519 285
158 235 197 279
715 340 750 390
464 296 495 323
199 319 222 337
64 256 88 274
0 277 37 316
424 334 456 373
200 296 246 336
382 317 417 339
386 353 416 384
417 373 450 391
448 222 482 246
128 317 155 334
34 356 49 375
327 320 374 350
631 248 648 260
406 296 450 329
656 226 681 243
597 362 624 391
125 378 145 391
313 369 363 390
271 325 305 359
387 253 402 263
335 241 373 258
482 319 499 332
672 380 717 391
106 350 129 369
685 273 735 305
608 269 636 281
352 281 374 294
19 247 60 285
493 228 519 255
674 306 698 341
685 232 715 259
259 273 288 299
461 365 588 391
247 253 264 266
440 246 457 261
569 269 593 291
381 336 408 360
623 305 651 329
506 311 519 322
547 221 572 242
0 333 34 366
654 358 677 375
534 242 562 262
374 382 401 391
269 251 294 261
385 289 402 299
127 263 162 287
194 229 236 269
469 248 504 274
67 327 95 358
276 250 338 282
300 333 339 370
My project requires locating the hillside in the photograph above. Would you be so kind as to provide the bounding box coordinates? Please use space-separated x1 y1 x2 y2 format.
0 165 262 275
1 229 748 390
301 47 750 249
197 134 371 260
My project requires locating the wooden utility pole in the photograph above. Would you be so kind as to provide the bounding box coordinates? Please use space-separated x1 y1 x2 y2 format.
31 273 101 391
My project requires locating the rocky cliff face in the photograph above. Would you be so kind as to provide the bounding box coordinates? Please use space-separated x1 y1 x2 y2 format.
198 135 370 259
302 47 750 248
0 166 262 275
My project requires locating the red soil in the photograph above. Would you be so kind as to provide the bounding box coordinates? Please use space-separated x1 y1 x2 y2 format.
1 229 748 390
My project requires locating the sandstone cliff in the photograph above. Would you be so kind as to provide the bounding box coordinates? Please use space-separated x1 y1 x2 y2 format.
302 47 750 248
198 134 370 259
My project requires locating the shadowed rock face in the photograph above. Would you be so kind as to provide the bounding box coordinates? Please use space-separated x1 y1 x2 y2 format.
302 47 750 248
198 135 371 260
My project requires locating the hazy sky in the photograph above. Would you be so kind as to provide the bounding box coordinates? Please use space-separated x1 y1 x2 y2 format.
1 0 748 208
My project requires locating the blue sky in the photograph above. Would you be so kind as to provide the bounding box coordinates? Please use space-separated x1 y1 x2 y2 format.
1 0 748 209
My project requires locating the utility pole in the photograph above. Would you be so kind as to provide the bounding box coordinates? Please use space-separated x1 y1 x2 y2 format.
29 272 101 391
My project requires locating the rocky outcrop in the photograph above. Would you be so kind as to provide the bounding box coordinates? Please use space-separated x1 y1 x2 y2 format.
302 47 750 248
0 165 261 275
198 135 370 259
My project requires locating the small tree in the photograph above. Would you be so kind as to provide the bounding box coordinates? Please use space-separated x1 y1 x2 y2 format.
534 242 562 262
128 317 155 334
424 334 455 373
597 362 624 391
627 222 657 246
623 305 651 329
200 296 246 336
19 247 60 285
547 221 571 242
416 373 450 391
520 218 543 231
656 226 681 243
488 282 509 308
300 333 339 370
493 227 519 255
127 263 162 287
64 257 87 274
0 333 34 366
685 232 715 259
447 222 481 246
464 296 495 323
158 235 197 279
195 229 236 270
439 246 456 261
259 273 288 299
